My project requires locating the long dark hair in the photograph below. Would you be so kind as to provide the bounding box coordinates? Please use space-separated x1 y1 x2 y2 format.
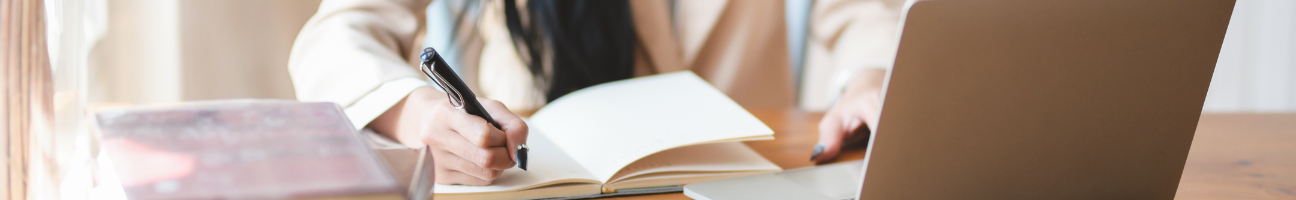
503 0 637 102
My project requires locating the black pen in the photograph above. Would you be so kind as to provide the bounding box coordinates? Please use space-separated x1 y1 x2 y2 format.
420 47 528 171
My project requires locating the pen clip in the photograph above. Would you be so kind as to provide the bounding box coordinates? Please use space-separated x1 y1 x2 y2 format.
421 56 466 109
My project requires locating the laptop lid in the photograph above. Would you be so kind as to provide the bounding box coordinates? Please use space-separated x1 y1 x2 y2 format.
858 0 1234 199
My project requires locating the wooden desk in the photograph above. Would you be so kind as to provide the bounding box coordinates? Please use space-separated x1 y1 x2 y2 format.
604 110 1296 200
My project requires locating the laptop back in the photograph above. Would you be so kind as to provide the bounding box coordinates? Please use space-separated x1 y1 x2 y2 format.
859 0 1235 199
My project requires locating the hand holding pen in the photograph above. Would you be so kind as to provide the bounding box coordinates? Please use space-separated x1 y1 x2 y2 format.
415 47 530 185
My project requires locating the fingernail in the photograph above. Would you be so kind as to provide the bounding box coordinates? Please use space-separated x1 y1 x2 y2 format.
516 144 529 171
810 144 825 161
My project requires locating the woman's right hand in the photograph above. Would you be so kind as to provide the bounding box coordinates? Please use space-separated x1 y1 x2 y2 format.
369 87 529 185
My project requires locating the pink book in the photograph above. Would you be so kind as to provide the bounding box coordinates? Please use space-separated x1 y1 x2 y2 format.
95 100 432 200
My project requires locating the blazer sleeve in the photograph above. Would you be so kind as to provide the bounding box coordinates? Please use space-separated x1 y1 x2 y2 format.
287 0 433 128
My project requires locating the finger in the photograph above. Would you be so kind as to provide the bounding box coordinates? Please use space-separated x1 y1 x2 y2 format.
433 149 504 181
814 112 848 164
423 126 515 171
482 146 516 170
479 99 529 162
435 169 493 186
445 107 507 148
842 116 873 145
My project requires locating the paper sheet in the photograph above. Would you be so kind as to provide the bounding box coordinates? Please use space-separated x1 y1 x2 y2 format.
433 129 599 193
530 71 774 182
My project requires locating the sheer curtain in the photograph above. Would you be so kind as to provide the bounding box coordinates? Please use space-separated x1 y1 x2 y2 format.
1203 0 1296 113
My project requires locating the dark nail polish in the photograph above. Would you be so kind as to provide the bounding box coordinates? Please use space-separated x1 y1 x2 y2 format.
810 144 825 161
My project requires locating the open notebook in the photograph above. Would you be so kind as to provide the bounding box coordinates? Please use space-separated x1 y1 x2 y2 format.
413 71 783 199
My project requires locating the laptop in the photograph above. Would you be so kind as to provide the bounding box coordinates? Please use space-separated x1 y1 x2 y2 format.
684 0 1236 199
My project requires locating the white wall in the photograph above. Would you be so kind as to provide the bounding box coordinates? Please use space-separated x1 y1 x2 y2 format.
89 0 318 104
88 0 182 103
1202 0 1296 113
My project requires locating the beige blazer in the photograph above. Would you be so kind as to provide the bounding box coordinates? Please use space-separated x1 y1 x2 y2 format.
288 0 902 128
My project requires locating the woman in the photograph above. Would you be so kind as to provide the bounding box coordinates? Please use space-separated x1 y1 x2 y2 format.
288 0 902 185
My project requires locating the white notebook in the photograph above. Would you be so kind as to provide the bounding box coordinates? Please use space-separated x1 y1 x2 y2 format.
393 71 782 200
